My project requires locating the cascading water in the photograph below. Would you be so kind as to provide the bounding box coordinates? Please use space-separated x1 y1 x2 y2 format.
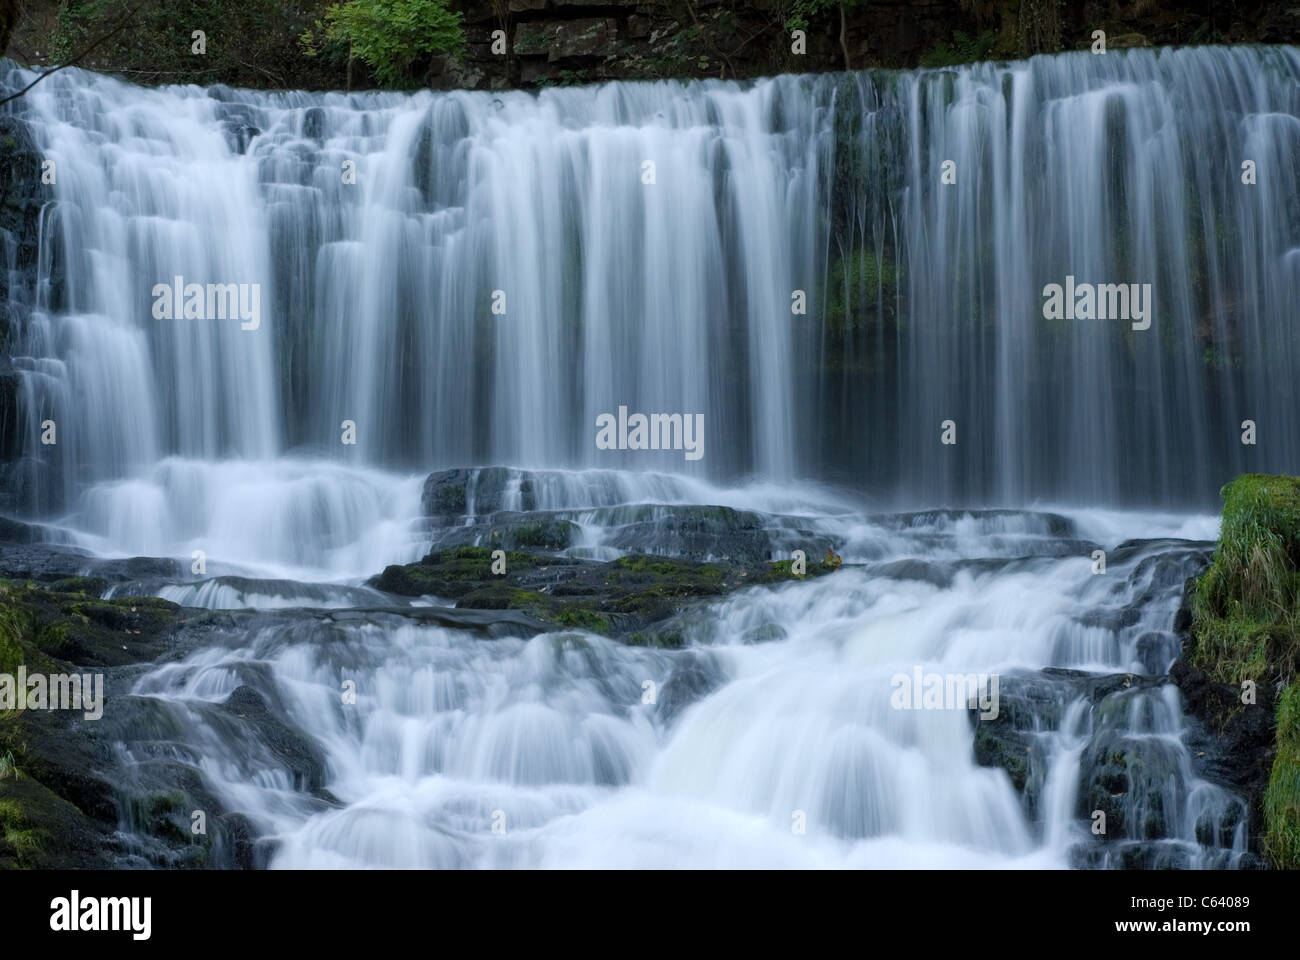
0 45 1295 868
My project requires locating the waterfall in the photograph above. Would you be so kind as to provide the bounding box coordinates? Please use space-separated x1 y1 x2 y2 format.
0 46 1291 870
2 46 1297 551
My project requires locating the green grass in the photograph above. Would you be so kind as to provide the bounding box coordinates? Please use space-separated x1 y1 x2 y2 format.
1190 474 1300 868
1190 474 1300 686
0 797 43 866
1265 684 1300 868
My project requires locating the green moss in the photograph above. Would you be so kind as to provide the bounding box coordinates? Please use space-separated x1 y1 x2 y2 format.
0 579 180 675
760 556 841 583
614 555 722 580
0 600 25 677
1190 474 1300 868
44 577 108 597
826 248 898 334
0 796 44 866
555 608 611 633
1264 683 1300 869
626 628 685 650
510 520 573 550
1191 474 1300 686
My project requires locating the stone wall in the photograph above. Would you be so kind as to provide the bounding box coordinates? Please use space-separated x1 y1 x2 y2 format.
442 1 1300 91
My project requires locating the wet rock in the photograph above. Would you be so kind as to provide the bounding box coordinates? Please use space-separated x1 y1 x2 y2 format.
878 507 1077 539
972 670 1185 832
369 545 841 640
549 18 618 62
1170 653 1276 856
972 718 1034 794
301 106 327 144
868 558 953 588
657 650 725 725
0 370 21 464
604 504 774 565
422 467 537 522
220 686 329 794
1135 631 1178 674
0 116 51 280
740 621 787 645
433 513 575 552
0 775 113 868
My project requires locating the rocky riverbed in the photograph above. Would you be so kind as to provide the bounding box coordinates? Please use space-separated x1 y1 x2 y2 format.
0 466 1287 869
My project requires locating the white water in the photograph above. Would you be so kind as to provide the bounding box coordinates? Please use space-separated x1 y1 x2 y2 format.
0 48 1280 869
119 504 1242 869
4 46 1300 539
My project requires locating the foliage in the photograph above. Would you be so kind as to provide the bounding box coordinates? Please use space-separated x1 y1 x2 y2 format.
51 0 340 89
1191 474 1300 686
301 0 464 89
919 29 999 67
0 797 43 864
783 0 865 34
1265 683 1300 868
1189 473 1300 868
826 248 898 332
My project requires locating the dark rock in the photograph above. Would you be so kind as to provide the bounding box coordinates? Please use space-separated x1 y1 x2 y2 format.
1170 652 1276 855
869 557 953 588
550 18 618 62
301 106 326 144
220 685 329 794
368 545 839 640
657 650 725 724
0 115 50 277
604 504 775 565
422 467 537 522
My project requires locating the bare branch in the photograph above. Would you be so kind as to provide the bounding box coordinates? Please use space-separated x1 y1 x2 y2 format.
0 1 149 107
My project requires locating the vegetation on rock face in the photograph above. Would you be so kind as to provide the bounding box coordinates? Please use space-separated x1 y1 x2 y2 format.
50 0 332 87
1265 683 1300 868
300 0 464 89
370 545 841 644
826 248 898 334
1191 474 1300 687
0 579 188 868
7 0 1290 93
919 29 1000 67
1188 473 1300 868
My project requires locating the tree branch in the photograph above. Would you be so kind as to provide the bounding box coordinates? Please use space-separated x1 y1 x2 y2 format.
0 1 149 107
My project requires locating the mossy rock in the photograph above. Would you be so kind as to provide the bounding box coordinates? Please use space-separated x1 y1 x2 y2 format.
1188 474 1300 867
1264 683 1300 869
0 775 108 869
1190 474 1300 686
370 547 843 641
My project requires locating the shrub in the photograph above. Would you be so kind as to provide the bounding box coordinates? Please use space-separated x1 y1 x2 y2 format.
305 0 464 89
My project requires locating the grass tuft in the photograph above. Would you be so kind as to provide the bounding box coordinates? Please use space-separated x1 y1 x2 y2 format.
1190 474 1300 868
